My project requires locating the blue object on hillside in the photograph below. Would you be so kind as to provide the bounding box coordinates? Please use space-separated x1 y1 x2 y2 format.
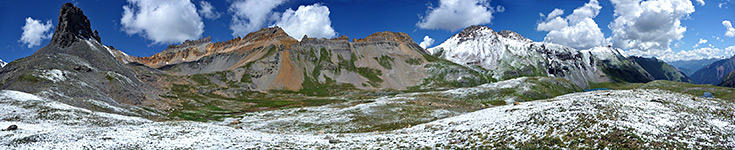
584 88 611 92
702 92 713 98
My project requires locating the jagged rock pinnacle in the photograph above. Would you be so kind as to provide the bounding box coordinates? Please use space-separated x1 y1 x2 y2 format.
456 25 493 39
49 3 101 48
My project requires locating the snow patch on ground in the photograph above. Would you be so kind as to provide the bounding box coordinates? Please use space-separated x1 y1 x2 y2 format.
1 89 733 149
85 39 101 52
37 69 67 83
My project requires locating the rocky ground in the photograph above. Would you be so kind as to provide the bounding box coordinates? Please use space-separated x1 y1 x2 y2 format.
1 83 733 149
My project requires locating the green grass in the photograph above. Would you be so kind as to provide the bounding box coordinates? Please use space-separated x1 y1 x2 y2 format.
405 57 424 66
373 55 394 70
190 71 233 87
298 72 356 96
165 82 348 122
18 74 43 83
291 47 360 96
407 59 493 91
190 74 214 86
338 52 384 87
263 46 278 58
356 67 383 87
240 72 252 83
105 74 115 82
485 100 507 106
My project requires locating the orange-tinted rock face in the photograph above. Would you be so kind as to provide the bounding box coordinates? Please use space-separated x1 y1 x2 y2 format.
109 26 435 92
354 31 414 43
121 27 298 68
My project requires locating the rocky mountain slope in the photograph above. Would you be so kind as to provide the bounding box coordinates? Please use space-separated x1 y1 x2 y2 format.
669 58 724 76
690 56 735 85
719 71 735 87
427 25 660 88
629 56 692 83
0 59 6 68
0 3 160 116
428 25 609 88
111 26 489 95
580 46 654 83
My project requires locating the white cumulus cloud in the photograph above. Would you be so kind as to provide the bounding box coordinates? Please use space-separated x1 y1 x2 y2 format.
229 0 286 37
696 0 705 6
607 0 695 54
19 17 53 48
274 3 337 39
537 0 604 50
198 1 221 20
637 46 735 62
121 0 204 44
724 20 735 37
496 5 505 13
693 38 707 48
546 9 565 20
419 36 435 49
417 0 495 31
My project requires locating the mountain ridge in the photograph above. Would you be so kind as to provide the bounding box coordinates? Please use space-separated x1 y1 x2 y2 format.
629 56 692 83
668 58 724 76
690 55 735 85
48 3 101 48
107 26 488 95
428 25 615 88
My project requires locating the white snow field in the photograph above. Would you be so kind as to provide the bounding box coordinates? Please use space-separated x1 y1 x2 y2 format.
1 88 734 149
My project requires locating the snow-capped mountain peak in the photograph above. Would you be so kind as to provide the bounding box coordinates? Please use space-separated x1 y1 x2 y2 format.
582 46 625 62
428 25 608 88
0 59 6 68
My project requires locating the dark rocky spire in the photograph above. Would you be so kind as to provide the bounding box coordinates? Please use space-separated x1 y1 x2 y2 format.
49 3 101 48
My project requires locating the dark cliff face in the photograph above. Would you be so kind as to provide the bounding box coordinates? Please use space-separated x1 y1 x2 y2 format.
629 56 692 83
49 3 101 48
719 71 735 87
690 56 735 85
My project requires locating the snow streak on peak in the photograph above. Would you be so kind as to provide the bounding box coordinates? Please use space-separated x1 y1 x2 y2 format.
428 25 609 88
582 46 626 61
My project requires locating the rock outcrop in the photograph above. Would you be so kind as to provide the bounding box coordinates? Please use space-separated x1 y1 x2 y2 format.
48 3 101 48
0 3 160 117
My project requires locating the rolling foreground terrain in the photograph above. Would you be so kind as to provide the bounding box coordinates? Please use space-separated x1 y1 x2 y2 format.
2 88 733 149
1 3 734 149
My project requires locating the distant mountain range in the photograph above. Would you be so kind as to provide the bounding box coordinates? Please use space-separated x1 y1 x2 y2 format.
689 55 735 85
629 56 692 83
668 58 724 76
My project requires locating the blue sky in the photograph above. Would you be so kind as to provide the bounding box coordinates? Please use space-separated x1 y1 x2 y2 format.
1 0 734 62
